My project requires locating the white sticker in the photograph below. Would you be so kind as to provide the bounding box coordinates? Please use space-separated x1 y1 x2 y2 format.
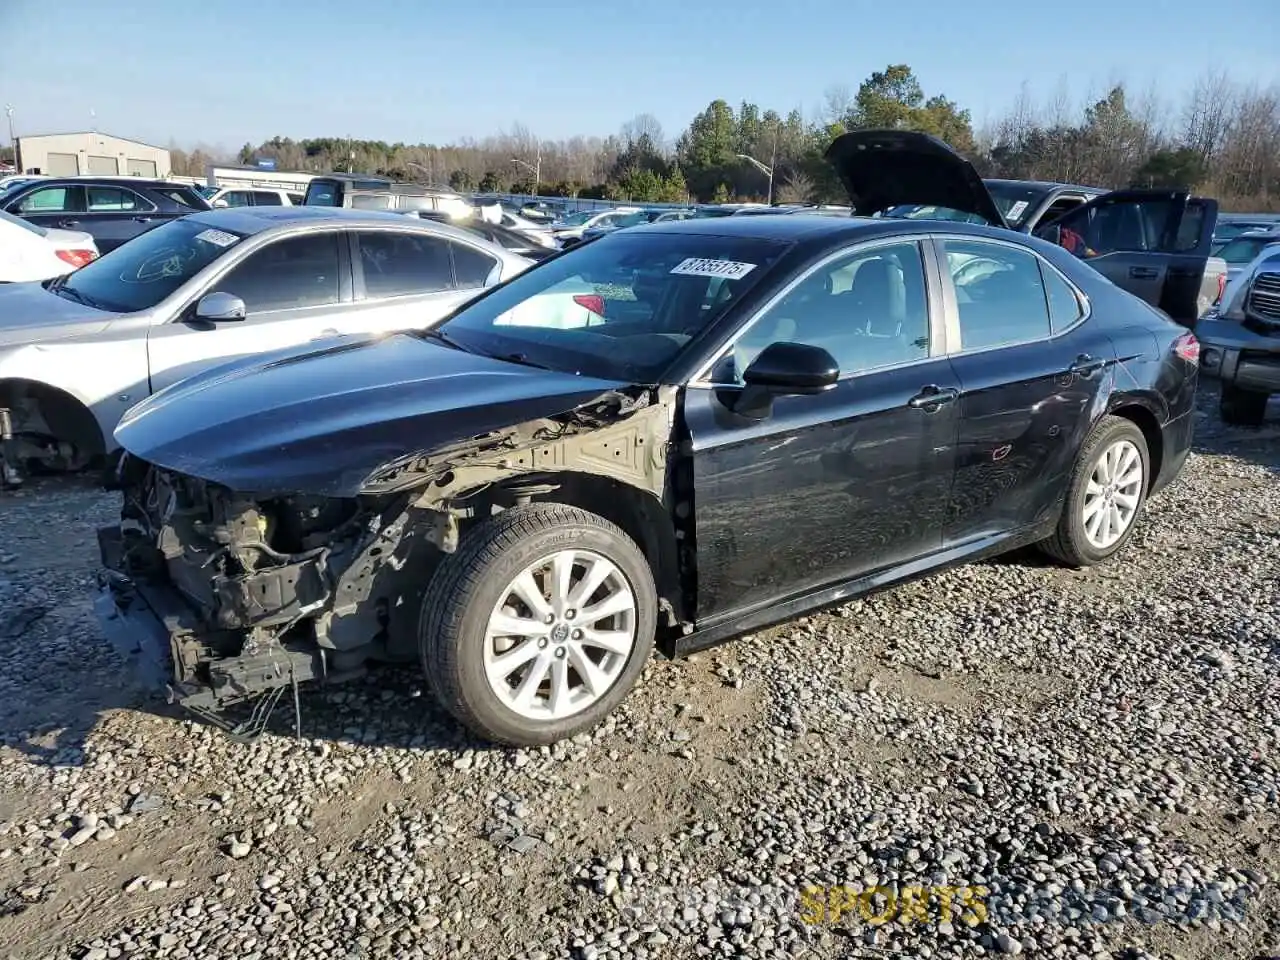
195 228 239 248
1006 201 1029 221
670 257 757 280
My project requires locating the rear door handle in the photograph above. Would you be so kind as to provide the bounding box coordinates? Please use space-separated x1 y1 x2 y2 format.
1069 354 1107 378
58 218 80 228
1129 266 1159 280
908 385 959 410
132 216 153 223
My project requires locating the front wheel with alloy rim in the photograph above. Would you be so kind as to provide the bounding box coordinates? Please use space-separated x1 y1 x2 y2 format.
419 503 657 745
1038 415 1150 567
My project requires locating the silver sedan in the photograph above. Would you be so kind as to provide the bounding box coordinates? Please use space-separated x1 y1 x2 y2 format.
0 207 532 475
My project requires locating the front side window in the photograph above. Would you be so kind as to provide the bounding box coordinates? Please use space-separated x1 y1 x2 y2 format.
357 230 454 297
945 239 1053 350
213 232 341 313
219 191 253 208
714 240 931 384
15 186 83 214
55 218 245 313
434 232 788 381
86 187 150 212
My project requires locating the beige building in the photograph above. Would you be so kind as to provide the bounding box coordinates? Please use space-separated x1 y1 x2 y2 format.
15 132 170 178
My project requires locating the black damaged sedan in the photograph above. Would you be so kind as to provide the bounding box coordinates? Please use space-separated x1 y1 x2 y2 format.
96 136 1202 746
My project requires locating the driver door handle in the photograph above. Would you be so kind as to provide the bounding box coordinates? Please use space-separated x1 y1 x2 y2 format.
908 385 959 410
1069 354 1107 378
132 216 153 223
58 218 80 228
1129 266 1159 280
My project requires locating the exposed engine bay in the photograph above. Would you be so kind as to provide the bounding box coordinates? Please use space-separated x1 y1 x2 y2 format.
94 385 685 735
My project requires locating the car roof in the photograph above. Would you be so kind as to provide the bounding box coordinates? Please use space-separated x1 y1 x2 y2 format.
23 176 194 189
186 205 472 236
982 177 1106 194
636 211 1021 244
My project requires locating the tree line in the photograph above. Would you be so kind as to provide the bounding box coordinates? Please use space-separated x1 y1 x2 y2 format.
168 64 1280 212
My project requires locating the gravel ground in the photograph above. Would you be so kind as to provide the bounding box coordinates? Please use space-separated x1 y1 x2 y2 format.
1 387 1278 960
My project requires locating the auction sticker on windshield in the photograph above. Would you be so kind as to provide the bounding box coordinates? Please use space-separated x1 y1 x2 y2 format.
1005 201 1029 222
670 257 757 280
194 228 239 248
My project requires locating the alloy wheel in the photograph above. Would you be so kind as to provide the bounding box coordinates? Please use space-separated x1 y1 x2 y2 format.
1082 438 1144 550
482 549 637 720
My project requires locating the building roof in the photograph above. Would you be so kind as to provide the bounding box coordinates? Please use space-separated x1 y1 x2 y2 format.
15 131 170 151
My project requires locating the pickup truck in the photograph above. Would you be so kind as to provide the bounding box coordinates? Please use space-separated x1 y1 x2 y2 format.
828 130 1228 328
1196 245 1280 424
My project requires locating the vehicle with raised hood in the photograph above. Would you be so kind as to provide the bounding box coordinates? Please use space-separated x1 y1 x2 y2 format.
94 203 1201 746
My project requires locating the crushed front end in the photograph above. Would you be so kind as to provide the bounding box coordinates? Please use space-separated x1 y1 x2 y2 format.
95 459 433 732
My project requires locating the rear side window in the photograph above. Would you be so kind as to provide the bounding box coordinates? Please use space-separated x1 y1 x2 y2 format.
357 230 454 297
251 191 285 206
155 187 205 209
944 239 1052 350
1041 264 1084 333
452 242 500 287
87 187 150 212
214 232 342 313
351 193 393 210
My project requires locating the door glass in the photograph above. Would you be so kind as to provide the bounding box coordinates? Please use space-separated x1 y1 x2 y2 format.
16 186 80 214
251 192 284 206
1042 264 1084 333
357 231 454 296
1044 198 1181 258
220 191 253 208
944 239 1053 350
213 232 342 313
1174 202 1207 252
718 240 931 382
86 187 147 212
452 242 500 287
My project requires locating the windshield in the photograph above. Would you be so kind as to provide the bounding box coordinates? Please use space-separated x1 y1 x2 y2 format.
58 218 245 313
0 208 46 236
558 211 598 226
434 232 789 381
1214 235 1280 264
614 211 651 228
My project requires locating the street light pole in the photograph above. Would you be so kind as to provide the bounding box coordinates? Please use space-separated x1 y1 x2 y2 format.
4 105 15 171
511 146 541 197
736 152 774 205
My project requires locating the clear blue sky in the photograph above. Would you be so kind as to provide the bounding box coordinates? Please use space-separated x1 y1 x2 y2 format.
2 0 1276 153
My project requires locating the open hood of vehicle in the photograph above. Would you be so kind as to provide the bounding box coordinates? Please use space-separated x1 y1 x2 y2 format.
824 129 1007 228
113 332 631 497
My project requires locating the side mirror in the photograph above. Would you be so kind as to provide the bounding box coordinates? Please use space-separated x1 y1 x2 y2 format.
194 291 246 322
742 341 839 396
211 198 229 208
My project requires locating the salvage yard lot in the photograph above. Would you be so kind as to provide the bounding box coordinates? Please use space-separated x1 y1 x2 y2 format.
0 388 1278 960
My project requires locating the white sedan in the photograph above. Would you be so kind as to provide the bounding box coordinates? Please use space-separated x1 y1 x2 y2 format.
0 209 99 283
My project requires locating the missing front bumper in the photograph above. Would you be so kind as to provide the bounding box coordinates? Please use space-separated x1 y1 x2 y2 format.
94 525 336 734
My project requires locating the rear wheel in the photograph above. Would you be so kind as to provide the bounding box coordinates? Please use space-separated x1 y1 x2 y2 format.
1219 384 1269 427
419 503 656 746
1039 416 1149 567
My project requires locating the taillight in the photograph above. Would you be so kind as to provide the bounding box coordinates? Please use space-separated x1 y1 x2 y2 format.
573 293 606 317
1215 272 1227 304
56 248 98 269
1173 331 1200 363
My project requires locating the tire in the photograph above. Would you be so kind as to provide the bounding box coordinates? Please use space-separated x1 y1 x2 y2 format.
1219 384 1269 427
418 502 657 746
1038 415 1150 568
